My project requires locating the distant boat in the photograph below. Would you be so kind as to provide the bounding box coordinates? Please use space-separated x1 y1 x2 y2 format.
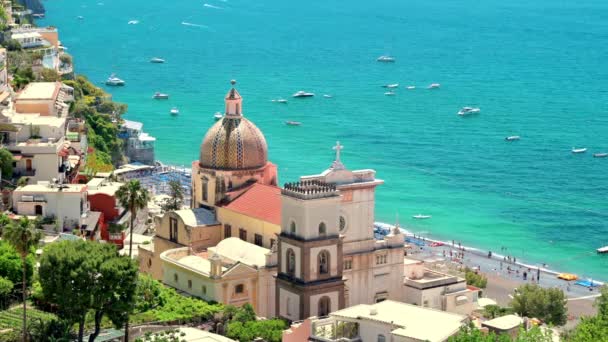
293 91 314 98
377 56 395 62
407 86 416 90
153 92 169 99
128 20 139 25
285 121 301 126
150 57 165 63
77 16 84 20
382 83 399 89
572 147 587 154
505 136 520 141
105 74 125 86
593 153 607 158
170 107 179 115
597 246 608 254
458 107 480 116
214 112 223 120
428 83 441 89
384 91 396 96
323 94 333 98
275 99 288 103
413 214 432 219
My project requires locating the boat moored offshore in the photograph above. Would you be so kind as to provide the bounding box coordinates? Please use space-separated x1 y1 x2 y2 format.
105 74 125 86
593 153 608 158
292 91 315 98
153 92 169 99
150 57 165 63
572 147 587 154
458 107 481 116
377 55 395 62
170 107 179 115
505 136 520 141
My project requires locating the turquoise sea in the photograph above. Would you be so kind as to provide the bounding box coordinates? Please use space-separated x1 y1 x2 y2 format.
40 0 608 279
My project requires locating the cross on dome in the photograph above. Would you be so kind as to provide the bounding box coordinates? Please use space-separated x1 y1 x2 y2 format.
225 79 242 116
330 141 345 170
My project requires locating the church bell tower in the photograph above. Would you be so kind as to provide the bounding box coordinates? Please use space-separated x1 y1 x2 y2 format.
275 181 345 321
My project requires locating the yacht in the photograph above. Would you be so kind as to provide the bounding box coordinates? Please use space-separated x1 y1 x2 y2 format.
597 246 608 254
428 83 441 89
458 107 480 116
276 99 288 103
407 86 416 90
105 74 125 86
377 56 395 62
572 147 587 154
285 121 301 126
150 57 165 63
505 136 520 141
153 92 169 99
384 91 396 96
128 20 139 25
214 112 223 120
413 214 432 219
382 83 399 89
593 153 607 158
170 107 179 115
292 91 315 98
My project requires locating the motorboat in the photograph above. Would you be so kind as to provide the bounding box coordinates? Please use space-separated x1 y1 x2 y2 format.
276 99 288 103
285 121 301 126
128 20 139 25
382 83 399 89
150 57 165 63
377 56 395 62
214 112 223 120
323 94 333 98
384 91 396 96
505 136 520 141
105 74 125 86
593 153 608 158
428 83 441 89
407 86 416 90
458 107 480 115
412 214 432 219
597 246 608 254
293 91 315 98
572 147 587 154
170 107 179 115
153 92 169 99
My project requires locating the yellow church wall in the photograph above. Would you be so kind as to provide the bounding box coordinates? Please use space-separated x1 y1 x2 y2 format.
162 259 219 302
216 207 280 249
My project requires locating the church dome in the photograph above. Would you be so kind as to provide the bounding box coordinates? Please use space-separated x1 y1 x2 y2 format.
199 81 268 170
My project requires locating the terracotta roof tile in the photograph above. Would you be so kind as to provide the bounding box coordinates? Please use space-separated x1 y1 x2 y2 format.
223 183 281 225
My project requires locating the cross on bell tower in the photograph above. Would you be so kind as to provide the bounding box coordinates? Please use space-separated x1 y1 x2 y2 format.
331 141 345 170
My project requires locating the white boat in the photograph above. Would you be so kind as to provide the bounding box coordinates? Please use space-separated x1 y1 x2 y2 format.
128 20 139 25
413 214 432 219
505 136 520 141
572 147 587 154
77 16 84 20
407 86 416 90
105 74 125 86
377 56 395 62
150 57 165 63
285 121 301 126
153 92 169 99
382 83 399 89
293 91 315 98
593 153 608 158
428 83 441 89
214 112 223 120
597 246 608 254
276 99 288 103
323 94 333 98
384 91 395 96
458 107 480 116
170 107 179 115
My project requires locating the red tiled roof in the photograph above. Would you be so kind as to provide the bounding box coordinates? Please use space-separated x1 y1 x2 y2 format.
223 183 281 225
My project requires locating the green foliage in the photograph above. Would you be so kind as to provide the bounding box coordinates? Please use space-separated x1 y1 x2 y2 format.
59 54 72 65
465 267 488 288
135 329 186 342
511 284 567 326
226 318 287 342
0 277 13 309
133 275 163 313
85 150 114 174
483 305 515 319
565 286 608 341
0 241 34 286
2 39 22 51
0 307 57 331
38 68 61 82
160 180 185 212
449 324 553 342
0 148 14 179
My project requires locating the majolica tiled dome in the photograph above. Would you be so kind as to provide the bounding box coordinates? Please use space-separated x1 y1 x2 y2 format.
199 82 268 170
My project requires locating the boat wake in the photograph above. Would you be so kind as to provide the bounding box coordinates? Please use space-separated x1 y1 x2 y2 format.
181 21 208 28
203 3 223 9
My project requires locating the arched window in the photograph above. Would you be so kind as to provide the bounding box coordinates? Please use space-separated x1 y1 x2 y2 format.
290 221 296 234
318 296 331 317
377 335 386 342
286 248 296 276
318 222 327 236
318 251 329 275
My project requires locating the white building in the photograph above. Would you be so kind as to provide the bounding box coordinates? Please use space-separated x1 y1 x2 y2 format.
119 120 156 165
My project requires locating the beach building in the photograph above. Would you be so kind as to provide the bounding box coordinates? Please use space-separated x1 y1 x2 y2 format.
14 82 73 117
159 237 277 317
119 120 156 165
402 258 479 315
305 300 468 342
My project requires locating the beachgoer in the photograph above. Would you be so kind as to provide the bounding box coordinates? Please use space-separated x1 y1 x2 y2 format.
488 251 492 258
523 271 527 280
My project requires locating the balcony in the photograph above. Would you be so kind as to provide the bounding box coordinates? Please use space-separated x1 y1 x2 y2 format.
310 318 360 342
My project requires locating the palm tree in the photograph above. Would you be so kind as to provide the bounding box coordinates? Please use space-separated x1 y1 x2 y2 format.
115 180 149 341
3 217 42 342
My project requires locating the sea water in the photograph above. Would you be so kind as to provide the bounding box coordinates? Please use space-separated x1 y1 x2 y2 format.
40 0 608 279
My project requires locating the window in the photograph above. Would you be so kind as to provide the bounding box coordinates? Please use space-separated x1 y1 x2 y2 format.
270 238 276 248
173 273 178 283
202 178 208 201
344 260 352 270
339 216 347 231
202 285 207 295
290 221 296 234
318 296 331 317
169 217 178 242
147 259 152 268
224 224 232 238
286 248 296 276
239 228 247 241
376 254 387 265
318 251 329 275
254 234 263 247
318 222 327 236
235 284 244 294
34 205 42 215
286 297 291 316
377 335 386 342
188 280 192 289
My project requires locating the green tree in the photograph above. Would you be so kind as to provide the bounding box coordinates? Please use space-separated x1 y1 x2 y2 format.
3 217 42 342
565 285 608 341
38 240 138 342
3 39 22 51
160 180 184 212
449 324 553 342
38 68 61 82
0 276 13 309
0 241 34 286
511 284 567 326
465 267 488 288
133 275 164 313
0 213 10 237
0 147 14 180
